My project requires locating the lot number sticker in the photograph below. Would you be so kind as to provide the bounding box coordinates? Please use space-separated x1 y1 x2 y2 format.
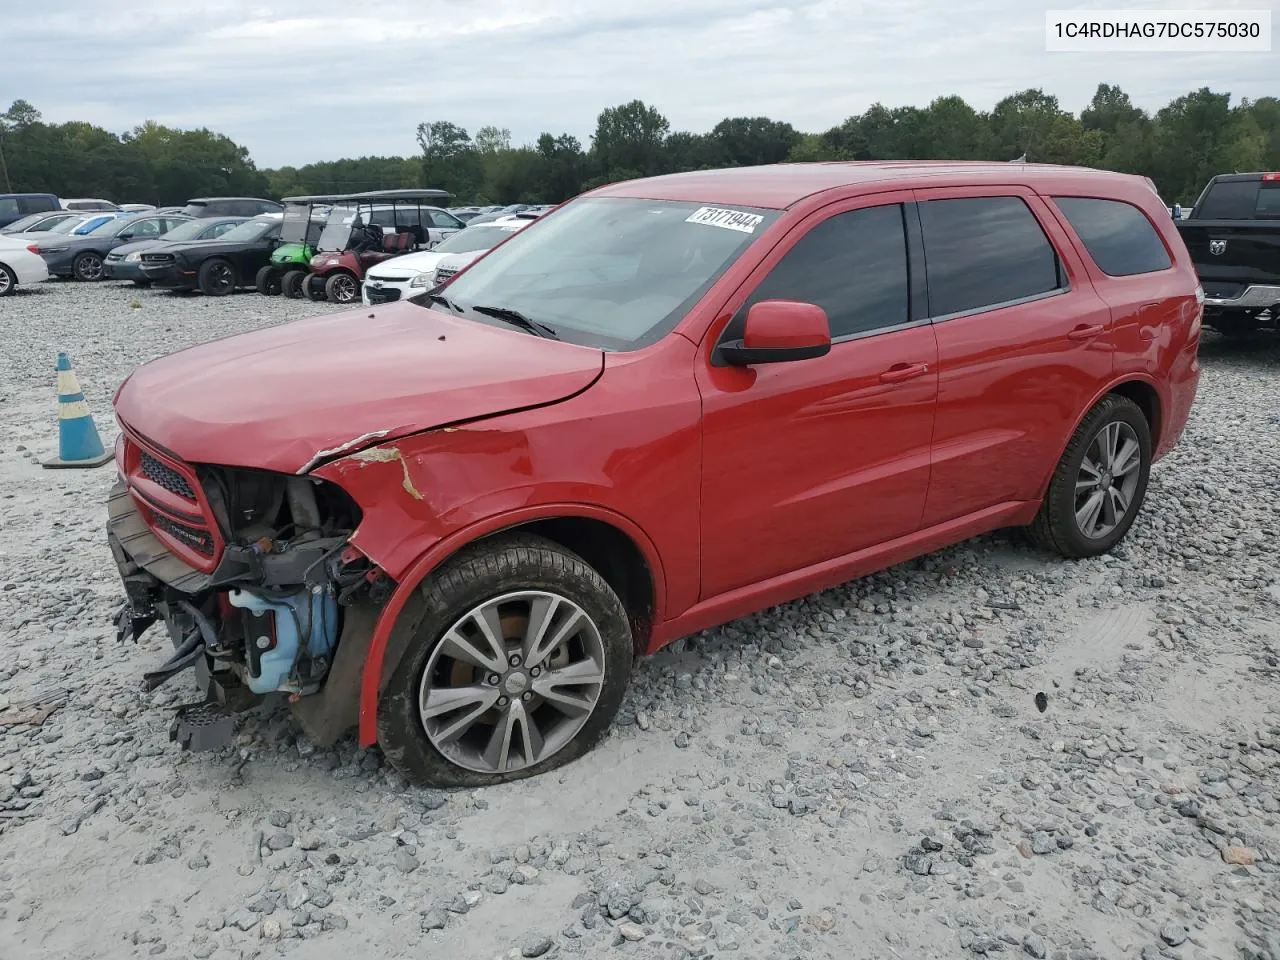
685 206 764 234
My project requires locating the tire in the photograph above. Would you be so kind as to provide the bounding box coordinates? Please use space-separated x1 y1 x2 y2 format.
0 263 15 296
132 279 152 289
73 251 104 282
281 270 305 298
198 258 236 296
255 265 282 296
304 275 329 302
325 272 359 304
1027 395 1151 559
377 534 633 788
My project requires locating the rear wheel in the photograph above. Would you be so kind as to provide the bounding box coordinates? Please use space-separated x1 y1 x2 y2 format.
377 534 633 788
255 265 282 296
73 251 104 282
198 258 236 296
1027 395 1151 558
0 263 16 296
304 274 329 302
281 270 306 298
325 272 359 304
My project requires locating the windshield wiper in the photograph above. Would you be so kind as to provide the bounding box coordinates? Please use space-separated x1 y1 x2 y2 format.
471 305 559 340
426 292 461 312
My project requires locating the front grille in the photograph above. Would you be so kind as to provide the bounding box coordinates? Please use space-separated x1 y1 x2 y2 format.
367 288 401 304
434 266 457 283
150 514 214 556
141 452 196 500
375 275 413 283
120 426 223 572
142 253 174 263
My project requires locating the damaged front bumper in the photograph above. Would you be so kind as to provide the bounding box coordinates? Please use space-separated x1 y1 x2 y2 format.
107 472 388 750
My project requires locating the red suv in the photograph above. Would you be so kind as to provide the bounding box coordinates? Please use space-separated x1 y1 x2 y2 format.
109 162 1201 786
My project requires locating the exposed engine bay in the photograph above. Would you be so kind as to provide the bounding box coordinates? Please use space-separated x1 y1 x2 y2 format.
109 445 392 747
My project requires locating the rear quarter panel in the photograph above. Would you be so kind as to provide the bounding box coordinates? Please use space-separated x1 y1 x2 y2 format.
1041 180 1200 461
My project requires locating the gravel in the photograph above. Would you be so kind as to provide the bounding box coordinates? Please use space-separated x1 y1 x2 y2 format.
1 283 1279 959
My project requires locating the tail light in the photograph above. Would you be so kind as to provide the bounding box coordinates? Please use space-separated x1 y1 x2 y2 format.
1262 173 1280 182
27 244 39 254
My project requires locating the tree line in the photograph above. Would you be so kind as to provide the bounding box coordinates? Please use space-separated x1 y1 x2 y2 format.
2 85 1277 210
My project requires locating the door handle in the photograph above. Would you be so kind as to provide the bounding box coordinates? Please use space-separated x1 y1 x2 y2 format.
1067 323 1105 341
879 362 930 384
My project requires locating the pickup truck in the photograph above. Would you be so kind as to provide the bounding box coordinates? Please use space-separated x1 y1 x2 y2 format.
1175 172 1280 337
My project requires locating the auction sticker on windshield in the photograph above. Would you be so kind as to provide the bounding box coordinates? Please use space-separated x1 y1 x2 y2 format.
685 207 764 233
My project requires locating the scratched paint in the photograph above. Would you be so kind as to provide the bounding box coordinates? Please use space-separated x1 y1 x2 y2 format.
351 446 424 501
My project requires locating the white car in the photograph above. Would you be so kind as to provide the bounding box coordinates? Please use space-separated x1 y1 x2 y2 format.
362 217 531 305
0 234 51 296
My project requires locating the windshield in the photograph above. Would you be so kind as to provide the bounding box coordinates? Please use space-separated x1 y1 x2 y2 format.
281 203 318 242
219 219 276 242
3 213 55 232
46 217 89 235
93 217 140 237
159 219 217 242
317 204 359 251
435 225 519 254
424 198 779 349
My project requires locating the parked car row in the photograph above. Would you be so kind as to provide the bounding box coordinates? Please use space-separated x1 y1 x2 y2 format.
0 192 281 229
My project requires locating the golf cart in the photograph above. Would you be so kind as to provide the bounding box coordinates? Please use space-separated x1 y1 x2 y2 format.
256 194 342 297
301 188 456 304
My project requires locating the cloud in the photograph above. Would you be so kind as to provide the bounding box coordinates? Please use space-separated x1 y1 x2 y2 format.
2 0 1276 167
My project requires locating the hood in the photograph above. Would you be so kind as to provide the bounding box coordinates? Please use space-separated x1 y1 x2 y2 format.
113 301 604 474
111 238 167 257
434 250 485 270
366 249 448 278
161 238 237 256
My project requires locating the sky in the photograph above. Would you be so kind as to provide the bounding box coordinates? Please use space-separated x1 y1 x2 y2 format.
2 0 1276 169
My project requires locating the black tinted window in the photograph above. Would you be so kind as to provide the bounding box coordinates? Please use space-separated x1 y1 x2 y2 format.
1256 184 1280 218
1197 180 1259 219
919 197 1061 316
1054 197 1171 276
18 196 57 214
744 204 909 339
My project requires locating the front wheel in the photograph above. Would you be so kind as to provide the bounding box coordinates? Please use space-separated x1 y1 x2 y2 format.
198 258 236 296
1027 395 1151 558
281 270 305 298
255 265 282 296
0 263 16 296
377 534 633 788
325 272 359 304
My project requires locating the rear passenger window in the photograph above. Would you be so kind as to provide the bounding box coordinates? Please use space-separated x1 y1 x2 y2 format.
919 197 1062 316
743 204 910 339
1053 197 1171 276
1256 184 1280 218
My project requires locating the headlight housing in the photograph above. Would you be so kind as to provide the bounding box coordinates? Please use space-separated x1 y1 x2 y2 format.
125 251 142 262
408 272 432 288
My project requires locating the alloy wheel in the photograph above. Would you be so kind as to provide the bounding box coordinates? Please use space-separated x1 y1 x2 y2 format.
76 254 103 281
0 269 12 296
1074 421 1142 539
209 263 234 293
418 590 607 775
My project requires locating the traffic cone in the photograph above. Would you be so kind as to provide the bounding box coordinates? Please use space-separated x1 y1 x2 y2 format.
42 352 113 469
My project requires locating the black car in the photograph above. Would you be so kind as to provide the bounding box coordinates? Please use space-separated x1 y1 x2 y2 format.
103 216 248 284
139 215 283 295
182 197 283 218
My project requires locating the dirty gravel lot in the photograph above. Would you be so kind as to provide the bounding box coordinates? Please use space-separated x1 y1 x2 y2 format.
0 283 1277 960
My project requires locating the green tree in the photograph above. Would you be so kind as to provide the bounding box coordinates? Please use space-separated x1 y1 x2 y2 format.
705 117 799 168
590 100 670 181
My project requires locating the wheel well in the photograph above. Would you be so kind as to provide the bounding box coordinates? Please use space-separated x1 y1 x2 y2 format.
1108 380 1161 448
508 517 655 652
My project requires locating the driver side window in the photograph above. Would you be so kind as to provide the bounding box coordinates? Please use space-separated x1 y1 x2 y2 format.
735 204 911 341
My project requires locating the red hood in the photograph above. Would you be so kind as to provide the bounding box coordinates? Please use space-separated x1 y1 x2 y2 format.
114 302 603 473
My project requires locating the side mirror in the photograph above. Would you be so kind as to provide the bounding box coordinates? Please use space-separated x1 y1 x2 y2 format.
718 300 832 366
118 230 135 240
